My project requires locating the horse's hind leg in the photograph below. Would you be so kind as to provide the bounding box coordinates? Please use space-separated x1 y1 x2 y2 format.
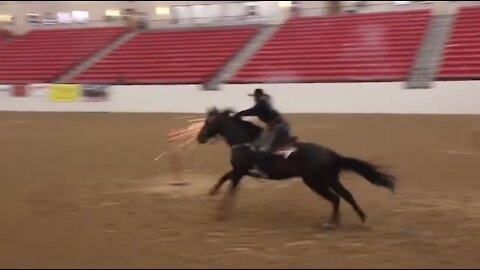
303 176 340 228
330 177 367 223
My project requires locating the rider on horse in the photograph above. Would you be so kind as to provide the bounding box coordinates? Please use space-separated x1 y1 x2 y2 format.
234 88 294 177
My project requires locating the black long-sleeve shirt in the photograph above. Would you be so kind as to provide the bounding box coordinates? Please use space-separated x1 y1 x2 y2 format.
236 100 281 124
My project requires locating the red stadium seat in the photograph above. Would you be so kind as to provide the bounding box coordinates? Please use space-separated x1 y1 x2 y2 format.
0 29 12 46
0 27 128 83
72 26 258 84
438 6 480 80
231 10 430 83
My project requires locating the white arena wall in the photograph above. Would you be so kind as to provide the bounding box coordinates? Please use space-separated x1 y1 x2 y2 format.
1 81 480 115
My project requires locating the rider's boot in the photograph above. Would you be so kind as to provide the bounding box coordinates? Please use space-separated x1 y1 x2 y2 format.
250 150 269 178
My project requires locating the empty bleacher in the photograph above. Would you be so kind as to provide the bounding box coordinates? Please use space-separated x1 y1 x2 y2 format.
438 5 480 80
73 26 257 84
231 10 430 83
0 29 12 46
0 29 10 36
0 27 127 83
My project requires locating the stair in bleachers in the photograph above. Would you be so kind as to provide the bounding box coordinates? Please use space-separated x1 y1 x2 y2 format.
72 26 258 84
59 31 137 83
204 24 279 90
406 14 454 89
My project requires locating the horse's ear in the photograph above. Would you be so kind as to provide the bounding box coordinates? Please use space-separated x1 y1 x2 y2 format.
224 108 236 116
206 106 216 114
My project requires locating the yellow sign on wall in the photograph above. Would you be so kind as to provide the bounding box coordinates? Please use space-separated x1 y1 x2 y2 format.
48 84 80 102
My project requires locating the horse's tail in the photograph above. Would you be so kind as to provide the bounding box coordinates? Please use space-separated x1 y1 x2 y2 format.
337 156 396 193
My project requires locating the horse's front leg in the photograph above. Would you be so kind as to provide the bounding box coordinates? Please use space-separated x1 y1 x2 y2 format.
217 171 245 219
208 170 232 196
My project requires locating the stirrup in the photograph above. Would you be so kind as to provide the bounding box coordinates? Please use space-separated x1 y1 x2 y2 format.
258 146 270 152
250 167 268 178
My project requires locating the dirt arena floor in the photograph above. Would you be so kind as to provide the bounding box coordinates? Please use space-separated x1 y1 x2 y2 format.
1 112 480 268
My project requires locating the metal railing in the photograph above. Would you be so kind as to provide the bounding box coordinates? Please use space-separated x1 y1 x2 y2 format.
300 1 436 17
23 14 276 31
8 1 480 33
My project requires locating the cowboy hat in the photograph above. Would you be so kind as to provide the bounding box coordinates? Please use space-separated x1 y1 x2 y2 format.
248 88 267 97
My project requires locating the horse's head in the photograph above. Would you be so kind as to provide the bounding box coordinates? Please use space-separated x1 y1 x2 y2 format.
197 107 234 144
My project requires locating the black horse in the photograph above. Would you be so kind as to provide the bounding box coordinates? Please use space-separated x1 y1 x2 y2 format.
197 108 395 227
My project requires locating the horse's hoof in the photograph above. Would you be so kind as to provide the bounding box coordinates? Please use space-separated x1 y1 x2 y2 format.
362 218 370 228
359 213 367 224
361 217 367 224
208 187 220 196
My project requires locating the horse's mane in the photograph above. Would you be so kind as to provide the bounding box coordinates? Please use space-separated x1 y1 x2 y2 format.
210 107 263 136
229 113 264 139
233 115 262 131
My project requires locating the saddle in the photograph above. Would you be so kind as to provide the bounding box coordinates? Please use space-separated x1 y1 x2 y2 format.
273 136 298 158
248 136 298 178
275 136 298 150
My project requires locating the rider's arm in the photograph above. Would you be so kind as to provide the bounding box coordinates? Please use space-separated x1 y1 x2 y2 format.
235 105 259 118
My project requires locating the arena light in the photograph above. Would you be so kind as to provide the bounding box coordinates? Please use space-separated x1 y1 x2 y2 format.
0 14 12 22
156 7 170 15
57 12 72 24
278 1 292 8
105 9 120 17
72 10 89 23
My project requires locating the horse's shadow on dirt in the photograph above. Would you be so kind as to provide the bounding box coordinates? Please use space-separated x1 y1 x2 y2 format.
206 195 376 233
